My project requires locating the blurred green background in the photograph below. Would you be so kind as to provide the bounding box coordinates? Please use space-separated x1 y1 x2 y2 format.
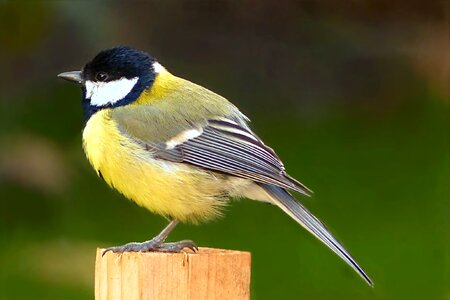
0 1 448 299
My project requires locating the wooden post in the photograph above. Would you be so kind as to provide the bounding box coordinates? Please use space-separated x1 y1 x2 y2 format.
95 247 251 300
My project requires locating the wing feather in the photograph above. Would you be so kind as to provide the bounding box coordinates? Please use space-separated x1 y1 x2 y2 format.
156 118 312 196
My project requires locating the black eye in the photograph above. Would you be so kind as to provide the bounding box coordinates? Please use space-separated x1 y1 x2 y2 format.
95 72 108 82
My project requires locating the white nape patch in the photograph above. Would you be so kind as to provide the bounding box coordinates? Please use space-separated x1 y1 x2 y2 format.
166 128 203 149
85 77 139 107
152 62 166 74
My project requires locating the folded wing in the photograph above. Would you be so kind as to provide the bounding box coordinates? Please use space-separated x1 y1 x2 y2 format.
155 118 312 196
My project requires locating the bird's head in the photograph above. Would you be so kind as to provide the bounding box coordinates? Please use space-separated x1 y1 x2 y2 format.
58 46 163 120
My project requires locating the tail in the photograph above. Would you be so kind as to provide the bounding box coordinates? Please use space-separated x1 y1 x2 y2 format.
260 183 373 286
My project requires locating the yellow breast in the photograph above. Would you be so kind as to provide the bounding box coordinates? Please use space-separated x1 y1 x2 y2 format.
82 109 227 223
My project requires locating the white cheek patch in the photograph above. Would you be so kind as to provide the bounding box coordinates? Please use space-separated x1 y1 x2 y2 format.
85 77 139 107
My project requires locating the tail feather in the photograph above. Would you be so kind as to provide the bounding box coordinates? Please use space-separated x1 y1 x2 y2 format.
260 183 373 286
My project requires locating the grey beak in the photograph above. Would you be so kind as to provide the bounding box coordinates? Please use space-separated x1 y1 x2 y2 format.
57 71 82 83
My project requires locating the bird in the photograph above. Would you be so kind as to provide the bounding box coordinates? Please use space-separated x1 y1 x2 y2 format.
58 46 372 285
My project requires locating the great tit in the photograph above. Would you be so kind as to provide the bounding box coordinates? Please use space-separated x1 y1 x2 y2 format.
58 46 372 285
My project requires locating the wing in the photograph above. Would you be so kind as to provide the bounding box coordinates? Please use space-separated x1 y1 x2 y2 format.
148 117 312 196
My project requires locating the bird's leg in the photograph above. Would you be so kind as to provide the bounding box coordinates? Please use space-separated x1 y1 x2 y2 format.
102 220 197 256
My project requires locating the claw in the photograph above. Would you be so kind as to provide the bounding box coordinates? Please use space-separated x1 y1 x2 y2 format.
102 249 110 257
102 239 198 256
157 240 198 253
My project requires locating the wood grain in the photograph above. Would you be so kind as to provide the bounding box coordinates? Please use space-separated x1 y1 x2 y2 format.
95 247 251 300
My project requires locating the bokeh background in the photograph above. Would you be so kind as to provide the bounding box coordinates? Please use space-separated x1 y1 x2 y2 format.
0 1 448 299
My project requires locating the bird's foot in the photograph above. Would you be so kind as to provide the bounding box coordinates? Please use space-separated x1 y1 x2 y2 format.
102 239 198 257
